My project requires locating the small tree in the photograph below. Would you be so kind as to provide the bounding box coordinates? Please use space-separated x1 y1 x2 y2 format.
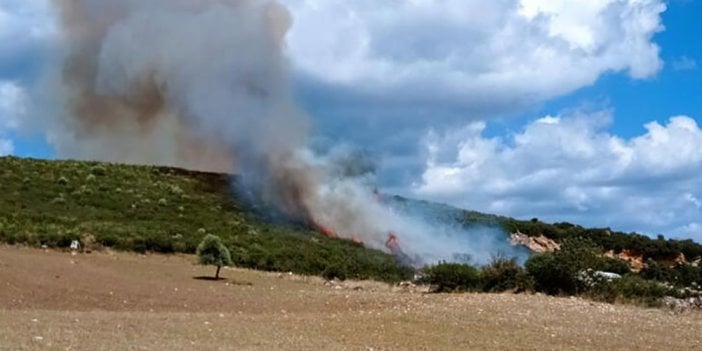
196 234 232 279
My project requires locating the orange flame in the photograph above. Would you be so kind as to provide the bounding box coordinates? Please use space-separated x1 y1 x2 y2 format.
314 221 337 238
385 232 401 255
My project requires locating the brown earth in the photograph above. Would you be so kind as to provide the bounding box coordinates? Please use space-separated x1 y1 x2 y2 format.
1 246 701 351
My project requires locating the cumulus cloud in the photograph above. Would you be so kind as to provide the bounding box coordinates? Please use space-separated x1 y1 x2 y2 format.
283 0 665 112
0 81 27 155
0 0 54 155
413 111 702 240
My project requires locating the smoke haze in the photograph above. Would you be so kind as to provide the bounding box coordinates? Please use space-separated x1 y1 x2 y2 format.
38 0 521 265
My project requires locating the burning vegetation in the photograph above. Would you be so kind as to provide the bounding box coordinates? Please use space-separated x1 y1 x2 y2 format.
39 0 523 266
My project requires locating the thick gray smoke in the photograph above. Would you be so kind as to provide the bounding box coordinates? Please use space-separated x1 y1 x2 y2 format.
40 0 522 265
44 0 301 172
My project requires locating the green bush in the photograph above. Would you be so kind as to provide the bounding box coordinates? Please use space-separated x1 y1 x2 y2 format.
420 262 481 293
323 264 348 281
525 237 601 295
587 275 673 307
597 257 631 275
480 256 534 293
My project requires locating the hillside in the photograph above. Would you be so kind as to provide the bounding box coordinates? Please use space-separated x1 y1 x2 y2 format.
0 156 413 282
2 156 702 284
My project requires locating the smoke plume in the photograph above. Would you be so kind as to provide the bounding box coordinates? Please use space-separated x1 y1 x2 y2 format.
41 0 522 265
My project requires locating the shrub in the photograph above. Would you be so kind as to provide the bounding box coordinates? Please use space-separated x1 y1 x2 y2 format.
525 237 601 295
420 262 481 293
480 256 534 293
597 257 631 275
90 165 107 176
196 234 233 279
640 259 676 283
587 275 673 306
323 263 348 281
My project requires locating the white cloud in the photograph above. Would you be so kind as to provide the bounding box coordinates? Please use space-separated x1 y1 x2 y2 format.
0 81 27 156
0 0 54 63
413 112 702 239
282 0 665 111
672 56 697 71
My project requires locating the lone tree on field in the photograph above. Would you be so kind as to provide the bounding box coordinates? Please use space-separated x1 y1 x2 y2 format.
196 234 232 280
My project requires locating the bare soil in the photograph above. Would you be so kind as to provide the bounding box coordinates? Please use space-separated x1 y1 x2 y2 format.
1 246 701 350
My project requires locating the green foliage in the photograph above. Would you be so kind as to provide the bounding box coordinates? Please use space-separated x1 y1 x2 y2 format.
420 262 481 293
197 234 232 268
0 156 413 283
503 218 702 264
525 238 601 295
480 256 534 293
640 260 702 288
586 275 675 307
597 257 632 275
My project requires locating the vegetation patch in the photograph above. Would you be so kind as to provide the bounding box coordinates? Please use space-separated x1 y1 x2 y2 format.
0 156 412 283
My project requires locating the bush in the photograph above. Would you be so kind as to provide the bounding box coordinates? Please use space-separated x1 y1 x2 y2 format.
420 262 481 293
640 259 676 283
597 257 631 275
480 256 534 293
323 264 348 281
525 237 601 295
587 275 673 306
90 165 107 176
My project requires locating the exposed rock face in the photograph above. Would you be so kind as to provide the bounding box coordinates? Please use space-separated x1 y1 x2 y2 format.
604 250 646 272
510 232 560 253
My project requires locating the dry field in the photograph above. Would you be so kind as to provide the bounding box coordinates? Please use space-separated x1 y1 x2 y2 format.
1 246 701 351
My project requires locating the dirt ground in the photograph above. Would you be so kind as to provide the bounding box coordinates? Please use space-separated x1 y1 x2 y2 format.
1 246 701 351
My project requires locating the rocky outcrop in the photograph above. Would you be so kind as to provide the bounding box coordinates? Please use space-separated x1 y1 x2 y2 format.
604 250 646 272
510 232 560 253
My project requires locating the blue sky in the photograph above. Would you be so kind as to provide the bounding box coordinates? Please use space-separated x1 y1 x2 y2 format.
0 0 700 241
492 0 702 139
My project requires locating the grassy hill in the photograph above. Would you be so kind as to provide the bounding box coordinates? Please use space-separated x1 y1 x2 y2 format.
2 156 702 292
0 156 413 282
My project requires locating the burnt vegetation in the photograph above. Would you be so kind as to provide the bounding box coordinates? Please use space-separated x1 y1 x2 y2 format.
2 156 702 306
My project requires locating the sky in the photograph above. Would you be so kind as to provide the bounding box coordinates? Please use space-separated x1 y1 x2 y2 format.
0 0 700 241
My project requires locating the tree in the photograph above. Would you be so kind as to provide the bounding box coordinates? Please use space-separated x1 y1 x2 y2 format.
196 234 232 279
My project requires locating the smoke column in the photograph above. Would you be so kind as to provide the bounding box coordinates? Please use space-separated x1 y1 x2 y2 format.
42 0 523 265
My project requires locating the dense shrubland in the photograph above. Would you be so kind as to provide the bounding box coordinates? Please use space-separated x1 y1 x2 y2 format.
420 238 701 306
0 156 413 283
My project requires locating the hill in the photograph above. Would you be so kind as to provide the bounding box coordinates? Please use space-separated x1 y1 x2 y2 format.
386 194 702 266
2 156 702 288
0 156 413 282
